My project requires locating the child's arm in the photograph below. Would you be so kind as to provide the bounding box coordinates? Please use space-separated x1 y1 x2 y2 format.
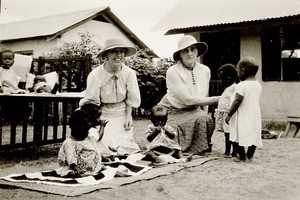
162 125 176 139
146 126 161 142
225 93 244 124
2 80 26 94
2 80 19 90
98 119 109 141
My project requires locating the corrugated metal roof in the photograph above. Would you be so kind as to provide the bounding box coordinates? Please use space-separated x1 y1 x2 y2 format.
0 7 108 41
152 0 300 33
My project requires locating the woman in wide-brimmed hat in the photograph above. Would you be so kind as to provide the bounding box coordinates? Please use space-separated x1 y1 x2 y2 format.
79 37 141 157
158 35 220 155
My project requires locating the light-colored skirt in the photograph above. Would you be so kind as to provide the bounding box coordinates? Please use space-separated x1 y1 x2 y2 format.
98 101 140 157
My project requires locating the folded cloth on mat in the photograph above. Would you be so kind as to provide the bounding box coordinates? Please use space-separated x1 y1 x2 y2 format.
0 159 151 187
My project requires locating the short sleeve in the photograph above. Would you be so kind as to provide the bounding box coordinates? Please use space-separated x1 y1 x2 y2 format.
79 70 101 107
236 82 246 97
88 128 99 141
125 70 141 108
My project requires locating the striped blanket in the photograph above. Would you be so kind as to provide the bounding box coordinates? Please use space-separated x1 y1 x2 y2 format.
1 154 151 187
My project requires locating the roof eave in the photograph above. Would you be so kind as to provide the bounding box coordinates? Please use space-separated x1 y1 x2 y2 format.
165 15 300 35
103 10 159 58
1 35 49 43
46 7 110 41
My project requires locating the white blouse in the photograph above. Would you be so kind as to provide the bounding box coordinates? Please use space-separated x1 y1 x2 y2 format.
79 63 141 108
165 62 211 109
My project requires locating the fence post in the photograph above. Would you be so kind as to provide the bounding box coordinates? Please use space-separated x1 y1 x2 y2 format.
38 56 46 75
85 53 92 73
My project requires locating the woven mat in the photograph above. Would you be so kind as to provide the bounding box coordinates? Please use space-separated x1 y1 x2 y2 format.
0 156 217 197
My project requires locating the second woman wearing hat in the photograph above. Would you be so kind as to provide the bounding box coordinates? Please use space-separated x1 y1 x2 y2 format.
79 37 141 157
158 35 220 155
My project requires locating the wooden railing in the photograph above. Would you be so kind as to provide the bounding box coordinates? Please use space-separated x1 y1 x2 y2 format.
0 54 92 150
32 54 92 92
0 93 83 150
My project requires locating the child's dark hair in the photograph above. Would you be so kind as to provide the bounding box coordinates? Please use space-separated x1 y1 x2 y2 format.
69 109 94 141
80 103 102 127
33 75 46 85
1 49 14 56
218 63 239 87
237 57 259 79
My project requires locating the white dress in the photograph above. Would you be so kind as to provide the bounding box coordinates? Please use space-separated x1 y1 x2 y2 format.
229 80 262 147
0 68 21 93
79 64 141 156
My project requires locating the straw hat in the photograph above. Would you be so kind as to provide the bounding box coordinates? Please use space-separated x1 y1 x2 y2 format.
97 37 137 58
173 35 208 61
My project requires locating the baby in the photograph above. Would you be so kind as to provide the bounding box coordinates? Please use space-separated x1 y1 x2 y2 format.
30 75 59 94
144 105 189 165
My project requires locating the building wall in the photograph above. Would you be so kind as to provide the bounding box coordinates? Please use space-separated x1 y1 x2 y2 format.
240 30 300 121
2 39 58 58
61 20 135 47
2 20 136 58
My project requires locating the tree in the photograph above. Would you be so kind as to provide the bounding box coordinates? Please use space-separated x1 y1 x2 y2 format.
48 32 102 67
125 50 175 115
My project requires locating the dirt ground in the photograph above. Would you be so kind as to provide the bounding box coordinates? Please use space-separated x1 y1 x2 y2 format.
0 118 300 200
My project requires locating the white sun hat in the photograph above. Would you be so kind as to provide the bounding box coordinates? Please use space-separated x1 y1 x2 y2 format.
97 37 137 58
173 35 208 61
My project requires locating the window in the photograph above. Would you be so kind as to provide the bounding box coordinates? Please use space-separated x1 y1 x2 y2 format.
202 31 240 81
14 50 33 56
262 25 300 81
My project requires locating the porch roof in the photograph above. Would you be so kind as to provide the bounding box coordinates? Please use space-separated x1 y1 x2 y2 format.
152 0 300 34
0 7 158 57
0 7 108 41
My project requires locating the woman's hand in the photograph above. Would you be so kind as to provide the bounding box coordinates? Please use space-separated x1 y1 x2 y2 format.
99 119 109 127
225 115 231 124
124 115 133 130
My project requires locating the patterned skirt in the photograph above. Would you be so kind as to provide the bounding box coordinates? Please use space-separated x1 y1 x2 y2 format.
167 108 214 154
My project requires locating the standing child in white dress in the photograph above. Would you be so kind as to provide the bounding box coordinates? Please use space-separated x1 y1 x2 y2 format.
225 57 262 162
214 64 239 158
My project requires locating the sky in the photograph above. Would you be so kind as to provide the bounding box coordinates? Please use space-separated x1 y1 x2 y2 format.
0 0 183 58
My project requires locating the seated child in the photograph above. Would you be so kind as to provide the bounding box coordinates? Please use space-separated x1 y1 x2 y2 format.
0 49 26 94
144 105 189 165
57 104 108 177
30 75 59 94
